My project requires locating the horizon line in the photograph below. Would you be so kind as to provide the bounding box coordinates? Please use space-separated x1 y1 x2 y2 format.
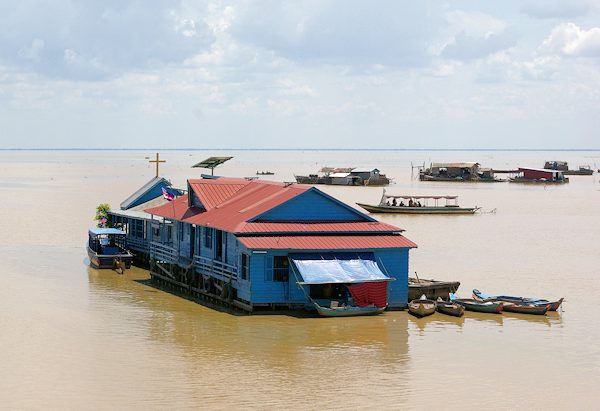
1 148 600 152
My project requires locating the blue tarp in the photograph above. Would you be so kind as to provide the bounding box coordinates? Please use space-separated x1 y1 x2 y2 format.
89 228 126 236
292 257 392 285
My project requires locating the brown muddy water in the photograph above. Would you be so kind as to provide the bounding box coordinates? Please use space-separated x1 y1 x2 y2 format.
1 150 599 410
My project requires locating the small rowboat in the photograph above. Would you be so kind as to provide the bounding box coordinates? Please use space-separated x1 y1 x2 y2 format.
450 294 503 313
408 295 436 318
502 302 549 315
473 289 563 311
313 302 385 317
436 300 465 317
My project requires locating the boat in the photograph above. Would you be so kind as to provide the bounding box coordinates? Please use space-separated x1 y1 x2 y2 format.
544 161 594 176
87 228 133 270
509 168 569 184
313 302 386 317
295 167 391 186
256 171 274 175
408 295 437 318
357 191 479 215
502 302 549 315
450 294 503 313
436 299 465 317
472 289 563 311
419 162 503 182
408 277 460 301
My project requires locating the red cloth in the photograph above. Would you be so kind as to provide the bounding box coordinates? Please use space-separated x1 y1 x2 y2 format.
347 282 388 308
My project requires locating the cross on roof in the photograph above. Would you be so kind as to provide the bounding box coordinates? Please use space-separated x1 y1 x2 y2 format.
149 152 166 177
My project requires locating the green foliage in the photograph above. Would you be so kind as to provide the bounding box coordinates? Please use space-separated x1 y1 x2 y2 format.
95 203 111 227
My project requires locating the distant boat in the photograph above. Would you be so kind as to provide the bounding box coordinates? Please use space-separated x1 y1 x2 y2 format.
295 167 391 186
450 294 503 313
544 161 594 176
313 302 386 317
509 168 569 184
357 191 479 215
87 228 133 270
436 300 465 317
256 171 275 175
472 289 563 311
408 295 437 318
408 277 461 301
419 162 503 182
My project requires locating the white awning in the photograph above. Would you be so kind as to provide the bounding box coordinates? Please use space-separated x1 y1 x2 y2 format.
292 258 392 285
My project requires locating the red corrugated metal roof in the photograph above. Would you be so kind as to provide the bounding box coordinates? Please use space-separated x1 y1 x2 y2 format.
238 221 402 234
238 235 417 250
189 179 250 210
145 178 407 236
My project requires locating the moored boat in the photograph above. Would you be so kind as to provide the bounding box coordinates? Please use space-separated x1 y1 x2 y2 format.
473 289 563 311
409 295 437 318
87 228 133 270
450 294 503 313
509 168 569 184
408 277 461 301
357 191 479 215
436 300 465 317
313 302 386 317
502 302 549 315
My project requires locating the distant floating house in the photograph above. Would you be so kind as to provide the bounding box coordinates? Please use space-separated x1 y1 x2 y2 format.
510 167 569 184
420 162 501 182
108 176 416 312
295 167 391 186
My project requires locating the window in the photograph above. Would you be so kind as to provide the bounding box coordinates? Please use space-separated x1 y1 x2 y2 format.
204 227 213 248
241 254 249 280
273 256 289 282
179 222 184 241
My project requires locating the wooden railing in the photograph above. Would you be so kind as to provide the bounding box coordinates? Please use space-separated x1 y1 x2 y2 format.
195 255 238 281
127 237 148 252
150 242 178 263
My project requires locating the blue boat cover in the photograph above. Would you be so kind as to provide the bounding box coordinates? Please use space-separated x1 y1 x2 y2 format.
292 257 392 285
89 228 126 236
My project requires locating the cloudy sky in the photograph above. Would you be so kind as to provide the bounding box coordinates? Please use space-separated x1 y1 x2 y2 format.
1 0 599 149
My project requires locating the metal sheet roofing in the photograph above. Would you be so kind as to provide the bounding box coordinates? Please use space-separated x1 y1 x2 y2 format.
238 221 402 234
238 235 417 250
120 177 166 210
189 179 249 210
518 167 560 174
431 162 479 168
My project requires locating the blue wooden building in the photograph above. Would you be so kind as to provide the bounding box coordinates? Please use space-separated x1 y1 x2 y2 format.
110 176 417 312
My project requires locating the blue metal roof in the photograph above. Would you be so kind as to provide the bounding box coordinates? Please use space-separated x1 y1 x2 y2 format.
88 228 126 236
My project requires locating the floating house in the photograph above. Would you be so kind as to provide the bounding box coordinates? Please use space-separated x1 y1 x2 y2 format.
510 167 569 184
109 176 416 312
420 162 501 182
295 167 390 186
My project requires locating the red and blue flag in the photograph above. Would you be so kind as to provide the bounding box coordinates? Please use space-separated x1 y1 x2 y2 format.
162 187 175 201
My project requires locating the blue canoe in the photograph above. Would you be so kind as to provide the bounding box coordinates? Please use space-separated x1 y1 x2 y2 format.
314 303 386 317
473 289 563 311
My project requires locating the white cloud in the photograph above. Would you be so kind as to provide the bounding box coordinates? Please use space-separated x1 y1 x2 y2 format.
522 0 592 19
541 22 600 57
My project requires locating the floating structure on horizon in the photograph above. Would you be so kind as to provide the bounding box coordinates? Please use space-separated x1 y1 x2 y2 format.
295 167 391 186
419 162 502 182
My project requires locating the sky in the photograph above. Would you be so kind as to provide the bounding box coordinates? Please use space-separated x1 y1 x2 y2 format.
0 0 599 149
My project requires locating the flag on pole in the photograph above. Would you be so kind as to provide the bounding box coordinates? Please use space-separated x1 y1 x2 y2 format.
162 187 175 201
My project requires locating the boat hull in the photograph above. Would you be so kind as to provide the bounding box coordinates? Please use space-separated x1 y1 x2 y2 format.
436 302 465 317
419 175 502 182
454 299 503 313
509 177 569 184
408 299 437 318
502 303 548 315
473 290 563 311
357 203 477 214
314 303 386 317
408 278 461 301
87 245 133 270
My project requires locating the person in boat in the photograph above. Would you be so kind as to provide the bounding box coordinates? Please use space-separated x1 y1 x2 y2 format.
399 200 405 207
408 199 414 207
417 201 422 207
392 198 397 206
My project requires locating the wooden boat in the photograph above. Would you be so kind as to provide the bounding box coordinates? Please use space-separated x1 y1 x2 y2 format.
436 300 465 317
473 289 563 311
408 295 437 318
450 294 503 313
544 161 594 176
313 302 385 317
87 228 133 270
502 302 549 315
357 192 479 215
408 277 460 301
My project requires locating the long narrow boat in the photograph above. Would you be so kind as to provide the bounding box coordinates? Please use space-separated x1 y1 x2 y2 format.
436 300 465 317
87 228 133 270
357 191 479 215
450 294 503 313
313 302 386 317
502 302 549 315
473 289 563 311
408 296 437 318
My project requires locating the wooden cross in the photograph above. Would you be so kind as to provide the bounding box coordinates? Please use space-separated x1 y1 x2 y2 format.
149 152 166 177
